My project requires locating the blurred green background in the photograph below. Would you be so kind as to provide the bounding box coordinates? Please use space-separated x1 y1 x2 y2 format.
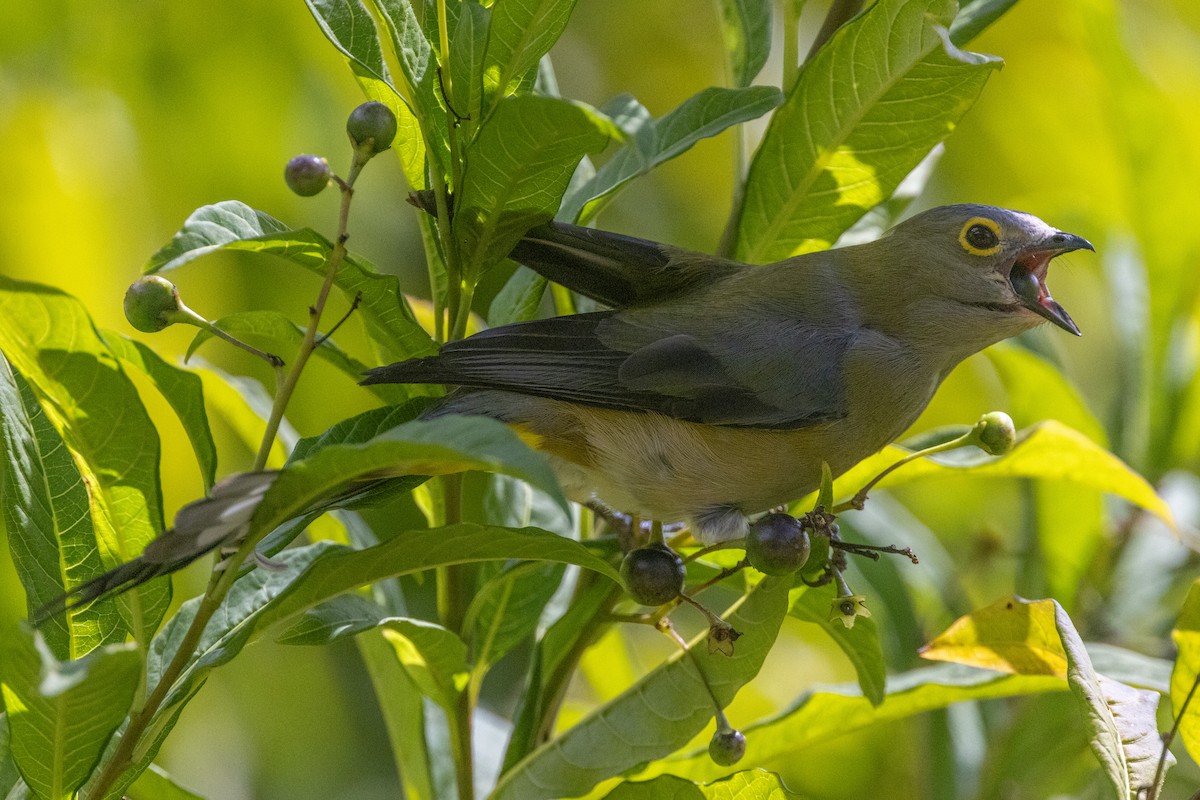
4 1 1200 797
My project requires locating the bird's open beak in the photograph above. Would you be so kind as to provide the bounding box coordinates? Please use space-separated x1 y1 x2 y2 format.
1009 232 1092 336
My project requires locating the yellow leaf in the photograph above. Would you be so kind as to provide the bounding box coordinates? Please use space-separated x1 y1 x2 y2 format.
920 596 1068 677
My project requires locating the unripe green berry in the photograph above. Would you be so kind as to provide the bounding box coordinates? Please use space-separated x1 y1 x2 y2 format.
124 276 181 332
284 154 331 196
976 411 1017 455
620 543 685 606
746 513 811 576
347 101 397 155
708 728 746 766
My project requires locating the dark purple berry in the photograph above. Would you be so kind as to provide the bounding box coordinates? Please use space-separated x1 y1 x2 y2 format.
746 513 811 576
284 154 331 196
708 728 746 766
620 543 685 606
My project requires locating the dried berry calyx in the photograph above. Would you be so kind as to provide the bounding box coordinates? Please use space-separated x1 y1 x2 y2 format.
346 101 398 155
124 276 183 332
284 154 331 197
620 543 685 606
707 728 746 766
745 512 811 576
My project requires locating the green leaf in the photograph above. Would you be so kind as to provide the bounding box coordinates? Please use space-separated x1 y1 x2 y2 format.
603 770 799 799
491 576 792 800
0 279 169 644
127 765 206 800
357 631 437 800
562 86 783 224
145 201 435 364
465 561 564 671
0 714 29 799
482 0 578 101
449 2 490 140
1054 600 1169 798
733 0 1001 262
253 415 570 538
101 333 218 492
1172 580 1200 765
0 353 115 659
0 629 140 800
140 525 618 738
949 0 1019 45
288 401 432 462
454 94 610 277
627 662 1066 785
276 594 389 645
833 420 1176 530
716 0 772 87
190 363 288 467
373 0 451 179
920 595 1071 676
789 583 886 706
502 580 618 772
378 618 470 713
488 265 547 326
304 0 429 188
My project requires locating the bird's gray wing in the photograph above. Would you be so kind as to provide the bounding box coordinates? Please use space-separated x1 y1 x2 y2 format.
362 311 850 429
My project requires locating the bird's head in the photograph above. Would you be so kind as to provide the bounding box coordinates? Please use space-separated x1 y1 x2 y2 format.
875 204 1092 339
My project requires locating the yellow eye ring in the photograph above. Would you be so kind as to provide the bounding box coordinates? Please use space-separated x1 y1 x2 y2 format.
958 217 1003 256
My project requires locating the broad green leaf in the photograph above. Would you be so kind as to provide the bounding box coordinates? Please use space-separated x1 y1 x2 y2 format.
502 580 619 772
716 0 772 87
832 420 1175 530
603 770 798 799
482 0 578 101
465 561 565 671
252 415 569 537
101 333 218 492
491 576 791 800
1171 580 1200 765
276 594 388 645
454 95 610 277
948 0 1019 45
373 0 451 179
304 0 428 187
148 525 619 709
789 583 886 706
449 2 490 141
288 401 432 462
920 595 1070 676
145 201 435 364
488 265 548 327
0 630 140 800
0 278 169 643
379 618 470 712
1054 600 1168 798
733 0 1001 262
0 354 116 659
357 631 437 800
127 765 206 800
562 87 783 224
625 662 1066 786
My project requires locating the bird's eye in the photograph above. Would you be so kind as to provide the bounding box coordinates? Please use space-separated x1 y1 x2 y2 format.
959 218 1002 256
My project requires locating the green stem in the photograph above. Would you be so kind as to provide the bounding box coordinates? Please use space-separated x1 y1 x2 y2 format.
782 0 803 93
86 158 365 800
833 432 976 513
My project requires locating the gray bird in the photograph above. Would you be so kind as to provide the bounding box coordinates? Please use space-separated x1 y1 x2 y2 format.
364 203 1091 542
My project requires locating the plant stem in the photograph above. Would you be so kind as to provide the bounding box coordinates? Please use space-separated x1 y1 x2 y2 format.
86 158 364 800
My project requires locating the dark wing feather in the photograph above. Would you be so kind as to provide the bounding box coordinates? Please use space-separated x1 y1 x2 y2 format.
510 222 742 307
363 312 850 429
407 190 741 307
